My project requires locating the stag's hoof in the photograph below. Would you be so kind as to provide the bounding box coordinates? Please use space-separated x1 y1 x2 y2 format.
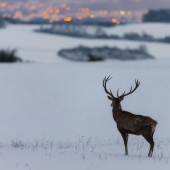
125 153 128 155
148 151 153 157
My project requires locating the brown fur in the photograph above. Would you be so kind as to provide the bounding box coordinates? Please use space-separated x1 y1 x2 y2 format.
103 76 158 157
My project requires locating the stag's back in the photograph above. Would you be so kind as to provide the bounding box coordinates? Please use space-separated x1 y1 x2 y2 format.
116 111 158 134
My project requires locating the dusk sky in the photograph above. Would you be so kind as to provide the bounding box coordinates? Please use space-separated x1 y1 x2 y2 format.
3 0 170 11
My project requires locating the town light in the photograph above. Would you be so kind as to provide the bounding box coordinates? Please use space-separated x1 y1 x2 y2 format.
112 18 117 23
127 11 132 15
120 11 125 15
49 9 54 13
64 17 72 21
77 16 82 20
90 15 95 18
62 4 66 8
55 9 59 13
66 7 70 11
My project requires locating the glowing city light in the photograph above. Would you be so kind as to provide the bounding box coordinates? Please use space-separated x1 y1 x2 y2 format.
55 9 59 13
29 6 37 11
112 18 117 23
7 14 11 18
120 11 125 15
77 16 82 20
62 4 66 8
90 15 95 18
53 15 60 21
127 11 132 15
24 4 28 8
81 8 89 12
64 17 72 21
43 12 49 19
0 3 141 23
13 11 23 19
103 10 108 15
99 11 103 14
39 3 44 7
81 8 85 11
66 7 70 11
85 8 89 12
10 7 14 12
1 3 6 7
49 9 54 13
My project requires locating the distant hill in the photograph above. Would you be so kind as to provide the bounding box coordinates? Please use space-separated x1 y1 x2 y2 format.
143 9 170 22
0 14 5 28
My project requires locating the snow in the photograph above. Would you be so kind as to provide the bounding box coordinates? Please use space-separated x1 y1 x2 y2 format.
1 24 170 63
0 23 170 169
104 23 170 38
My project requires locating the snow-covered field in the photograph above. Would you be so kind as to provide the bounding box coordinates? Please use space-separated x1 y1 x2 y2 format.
1 24 170 62
105 23 170 38
0 23 170 169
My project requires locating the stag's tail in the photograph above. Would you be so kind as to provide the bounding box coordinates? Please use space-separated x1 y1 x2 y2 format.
146 117 158 134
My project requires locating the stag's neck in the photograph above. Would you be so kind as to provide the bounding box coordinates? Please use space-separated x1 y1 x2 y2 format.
112 104 122 122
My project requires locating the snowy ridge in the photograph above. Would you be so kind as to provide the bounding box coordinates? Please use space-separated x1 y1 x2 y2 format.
58 45 154 61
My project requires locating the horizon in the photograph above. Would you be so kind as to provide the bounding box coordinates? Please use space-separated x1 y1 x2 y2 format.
2 0 170 11
1 1 170 23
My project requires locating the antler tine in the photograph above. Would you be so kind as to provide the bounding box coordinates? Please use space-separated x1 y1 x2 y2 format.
103 75 115 98
117 89 119 97
117 88 126 98
130 86 132 92
118 79 140 98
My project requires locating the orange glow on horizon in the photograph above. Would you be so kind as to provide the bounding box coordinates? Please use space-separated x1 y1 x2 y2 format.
90 15 95 18
55 9 59 13
13 11 23 19
39 3 44 7
10 7 14 12
66 7 70 11
43 12 49 19
49 9 54 13
103 10 108 15
53 15 60 21
81 8 89 12
77 16 82 20
0 3 140 22
29 6 37 11
62 4 66 8
112 18 117 23
120 11 125 15
64 17 72 21
99 11 103 14
7 14 11 18
1 3 6 7
127 11 132 15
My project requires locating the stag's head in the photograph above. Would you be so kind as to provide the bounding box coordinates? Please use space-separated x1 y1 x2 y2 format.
103 75 140 108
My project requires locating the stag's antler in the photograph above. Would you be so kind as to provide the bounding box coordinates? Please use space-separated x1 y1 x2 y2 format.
117 79 140 98
103 75 115 98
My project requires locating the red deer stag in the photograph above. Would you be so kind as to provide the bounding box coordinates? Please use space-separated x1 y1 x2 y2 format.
103 75 157 157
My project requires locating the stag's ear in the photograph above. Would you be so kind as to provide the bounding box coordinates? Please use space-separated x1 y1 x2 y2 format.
107 96 113 100
119 96 124 102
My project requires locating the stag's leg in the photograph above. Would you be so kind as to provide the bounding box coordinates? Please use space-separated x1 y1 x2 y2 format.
141 125 155 157
120 132 129 155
